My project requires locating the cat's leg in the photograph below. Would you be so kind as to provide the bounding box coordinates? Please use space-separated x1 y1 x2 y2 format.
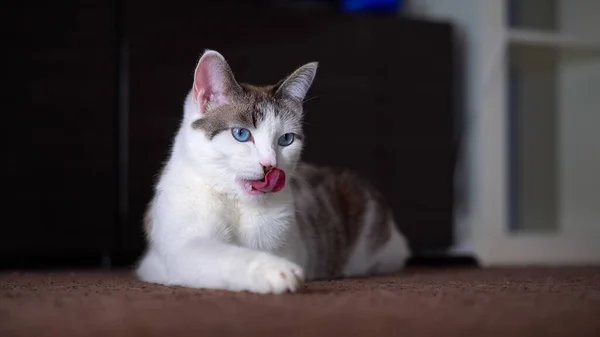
137 247 168 284
370 221 411 275
137 238 305 294
342 205 410 277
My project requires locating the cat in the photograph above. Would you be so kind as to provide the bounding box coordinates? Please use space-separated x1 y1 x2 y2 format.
136 50 411 294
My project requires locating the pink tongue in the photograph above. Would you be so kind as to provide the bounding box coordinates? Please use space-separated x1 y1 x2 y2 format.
250 168 286 193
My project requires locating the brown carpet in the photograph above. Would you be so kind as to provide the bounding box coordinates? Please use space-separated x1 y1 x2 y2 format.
1 267 599 337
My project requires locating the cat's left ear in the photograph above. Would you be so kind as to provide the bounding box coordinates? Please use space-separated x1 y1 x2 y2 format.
274 62 318 102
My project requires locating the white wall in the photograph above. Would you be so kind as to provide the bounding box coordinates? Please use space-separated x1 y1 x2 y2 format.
407 0 600 263
406 0 505 254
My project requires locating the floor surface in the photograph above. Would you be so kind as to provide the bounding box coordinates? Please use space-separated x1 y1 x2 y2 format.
1 267 599 337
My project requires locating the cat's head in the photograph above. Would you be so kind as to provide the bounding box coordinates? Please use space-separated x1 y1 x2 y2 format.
179 50 318 200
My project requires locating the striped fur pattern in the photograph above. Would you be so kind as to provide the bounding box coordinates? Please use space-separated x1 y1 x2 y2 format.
136 50 410 293
291 165 397 279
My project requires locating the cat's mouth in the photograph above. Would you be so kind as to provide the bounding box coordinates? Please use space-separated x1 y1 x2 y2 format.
243 168 286 195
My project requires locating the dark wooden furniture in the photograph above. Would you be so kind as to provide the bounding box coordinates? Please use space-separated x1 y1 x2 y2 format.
3 2 118 264
125 2 455 256
3 1 454 268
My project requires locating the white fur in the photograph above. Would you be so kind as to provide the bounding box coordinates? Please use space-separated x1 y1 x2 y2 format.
137 51 408 293
137 92 308 293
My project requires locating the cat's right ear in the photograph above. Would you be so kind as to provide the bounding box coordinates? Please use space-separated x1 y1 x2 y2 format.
193 50 242 114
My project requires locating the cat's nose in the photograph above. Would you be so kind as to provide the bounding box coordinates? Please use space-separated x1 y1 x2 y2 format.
260 160 275 172
262 164 273 174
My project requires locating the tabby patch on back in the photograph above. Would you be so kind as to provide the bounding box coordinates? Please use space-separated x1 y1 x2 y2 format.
136 50 410 294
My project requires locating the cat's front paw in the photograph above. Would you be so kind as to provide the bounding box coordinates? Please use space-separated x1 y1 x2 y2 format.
246 254 305 294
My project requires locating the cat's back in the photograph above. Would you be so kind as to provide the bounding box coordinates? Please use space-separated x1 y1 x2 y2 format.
292 162 385 211
290 162 406 278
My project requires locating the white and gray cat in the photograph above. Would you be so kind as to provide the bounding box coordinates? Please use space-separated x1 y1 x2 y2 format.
136 50 410 294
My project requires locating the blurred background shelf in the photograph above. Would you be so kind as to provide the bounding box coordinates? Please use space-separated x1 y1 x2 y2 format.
508 28 600 51
410 0 600 265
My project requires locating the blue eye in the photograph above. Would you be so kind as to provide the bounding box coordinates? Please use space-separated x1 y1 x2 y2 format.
278 133 295 146
231 128 251 142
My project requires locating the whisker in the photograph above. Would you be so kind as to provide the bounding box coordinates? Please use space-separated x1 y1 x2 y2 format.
302 95 320 104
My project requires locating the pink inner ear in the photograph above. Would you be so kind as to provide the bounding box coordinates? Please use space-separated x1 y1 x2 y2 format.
193 65 211 113
193 87 210 114
193 56 228 114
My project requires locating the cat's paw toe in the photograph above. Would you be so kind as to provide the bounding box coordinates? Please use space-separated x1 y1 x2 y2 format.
248 255 305 294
